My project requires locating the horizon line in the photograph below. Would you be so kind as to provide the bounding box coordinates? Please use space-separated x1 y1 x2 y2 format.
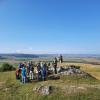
0 53 100 55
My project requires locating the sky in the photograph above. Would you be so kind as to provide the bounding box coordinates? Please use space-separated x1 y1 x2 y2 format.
0 0 100 54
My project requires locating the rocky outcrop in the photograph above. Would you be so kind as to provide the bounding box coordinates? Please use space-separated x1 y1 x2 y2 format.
58 66 88 76
33 85 53 95
48 65 88 76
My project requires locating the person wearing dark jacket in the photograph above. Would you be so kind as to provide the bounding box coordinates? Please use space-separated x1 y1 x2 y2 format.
37 63 42 81
53 57 58 74
42 63 47 81
59 55 63 63
27 62 31 75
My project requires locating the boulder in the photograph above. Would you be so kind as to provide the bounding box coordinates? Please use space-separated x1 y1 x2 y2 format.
33 85 53 95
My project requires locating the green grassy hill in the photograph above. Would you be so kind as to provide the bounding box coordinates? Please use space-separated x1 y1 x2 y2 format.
0 63 100 100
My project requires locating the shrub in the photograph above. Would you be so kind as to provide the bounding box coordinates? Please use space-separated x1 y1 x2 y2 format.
0 63 16 72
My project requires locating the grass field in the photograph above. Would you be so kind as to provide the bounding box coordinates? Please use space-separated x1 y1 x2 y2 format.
0 58 100 100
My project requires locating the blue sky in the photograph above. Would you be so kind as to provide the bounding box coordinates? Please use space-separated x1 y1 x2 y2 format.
0 0 100 54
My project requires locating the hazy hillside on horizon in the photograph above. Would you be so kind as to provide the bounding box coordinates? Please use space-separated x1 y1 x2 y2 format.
0 53 100 59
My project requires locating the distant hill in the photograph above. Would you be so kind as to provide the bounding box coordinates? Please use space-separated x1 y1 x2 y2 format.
0 56 6 59
62 54 100 58
0 54 39 59
0 54 100 59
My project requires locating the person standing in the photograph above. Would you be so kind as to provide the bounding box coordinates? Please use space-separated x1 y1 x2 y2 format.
53 57 58 74
40 62 44 79
42 63 47 81
22 66 26 84
27 62 31 75
16 69 20 80
29 62 34 80
17 63 22 80
59 55 63 63
46 62 50 75
37 63 42 81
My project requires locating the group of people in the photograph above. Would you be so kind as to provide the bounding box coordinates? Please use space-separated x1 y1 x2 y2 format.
16 55 63 84
16 57 60 84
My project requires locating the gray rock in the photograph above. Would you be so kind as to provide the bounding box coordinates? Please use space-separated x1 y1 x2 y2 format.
40 86 50 95
33 85 53 95
59 66 87 76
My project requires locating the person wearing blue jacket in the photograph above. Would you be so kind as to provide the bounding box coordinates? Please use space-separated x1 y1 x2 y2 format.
42 63 47 81
22 66 26 84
